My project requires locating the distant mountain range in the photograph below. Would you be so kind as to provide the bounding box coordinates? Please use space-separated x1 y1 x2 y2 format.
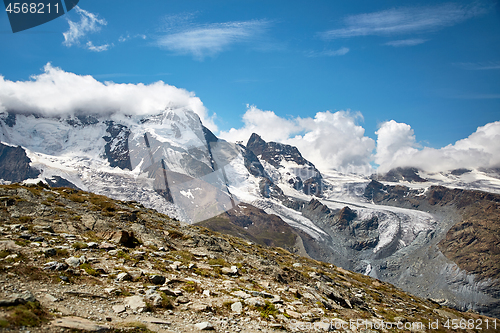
1 108 499 318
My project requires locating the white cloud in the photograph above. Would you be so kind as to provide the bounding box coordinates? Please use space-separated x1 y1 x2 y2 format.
119 34 147 43
320 3 486 39
288 111 375 173
374 120 419 171
375 120 500 173
0 63 217 132
384 38 428 47
86 41 111 52
218 105 301 143
156 20 269 60
306 47 350 57
218 105 375 173
454 61 500 70
63 6 108 51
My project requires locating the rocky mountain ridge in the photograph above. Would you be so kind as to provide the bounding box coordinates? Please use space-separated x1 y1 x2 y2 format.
0 183 497 332
362 180 500 318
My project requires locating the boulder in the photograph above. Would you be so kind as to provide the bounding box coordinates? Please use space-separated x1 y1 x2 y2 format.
125 295 147 313
149 274 166 285
231 301 243 313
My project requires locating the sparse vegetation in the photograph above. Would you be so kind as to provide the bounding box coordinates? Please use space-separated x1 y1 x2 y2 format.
0 184 497 332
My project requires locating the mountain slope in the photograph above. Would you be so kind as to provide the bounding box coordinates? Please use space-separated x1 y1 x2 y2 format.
0 183 497 332
364 180 500 317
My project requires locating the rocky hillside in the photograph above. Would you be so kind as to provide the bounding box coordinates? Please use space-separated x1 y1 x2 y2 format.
364 180 500 318
0 183 497 332
364 181 500 282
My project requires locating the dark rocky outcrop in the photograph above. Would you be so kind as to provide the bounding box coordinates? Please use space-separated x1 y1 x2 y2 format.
246 133 323 196
373 167 427 183
44 176 80 190
0 143 40 183
102 121 132 170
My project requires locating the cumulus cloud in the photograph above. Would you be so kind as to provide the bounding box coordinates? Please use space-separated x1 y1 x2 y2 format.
0 63 217 131
218 105 301 143
218 105 375 173
320 3 487 39
374 120 419 171
156 20 269 60
375 120 500 173
63 6 109 51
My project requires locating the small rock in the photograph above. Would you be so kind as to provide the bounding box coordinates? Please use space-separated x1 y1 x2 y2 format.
169 261 182 270
231 301 243 313
43 261 69 271
44 248 57 257
194 322 215 330
30 236 45 242
131 251 145 261
125 295 147 313
191 303 210 312
221 266 238 275
33 225 54 233
244 297 265 307
0 291 36 306
59 275 69 282
116 272 132 282
232 290 251 299
65 256 81 268
99 242 116 250
44 294 58 302
250 290 274 298
159 287 183 297
19 233 32 240
176 296 190 304
202 289 210 297
104 287 120 295
87 242 99 249
149 274 166 285
128 270 143 280
292 263 301 268
145 290 163 307
286 310 301 319
112 304 126 314
51 316 109 332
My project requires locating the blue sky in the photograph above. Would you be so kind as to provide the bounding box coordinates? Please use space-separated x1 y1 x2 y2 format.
0 0 499 172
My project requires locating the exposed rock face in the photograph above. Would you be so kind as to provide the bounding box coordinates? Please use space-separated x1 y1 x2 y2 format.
301 199 335 224
362 179 500 318
246 133 323 196
45 176 80 189
337 206 357 229
103 121 132 170
196 203 299 250
0 143 40 183
373 167 427 182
